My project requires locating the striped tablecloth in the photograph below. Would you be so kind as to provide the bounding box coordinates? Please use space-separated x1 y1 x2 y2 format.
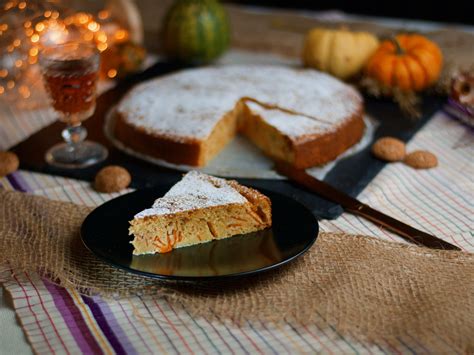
1 51 473 354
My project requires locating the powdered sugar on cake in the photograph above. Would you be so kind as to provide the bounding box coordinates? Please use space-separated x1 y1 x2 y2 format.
117 65 362 141
134 171 247 218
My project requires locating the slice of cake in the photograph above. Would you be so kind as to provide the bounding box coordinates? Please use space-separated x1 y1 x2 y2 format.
238 97 364 168
115 65 365 169
129 171 272 255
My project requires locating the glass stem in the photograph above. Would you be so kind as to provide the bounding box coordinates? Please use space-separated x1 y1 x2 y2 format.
62 122 87 159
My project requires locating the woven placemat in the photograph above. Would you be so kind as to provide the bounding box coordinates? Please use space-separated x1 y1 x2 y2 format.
1 189 473 352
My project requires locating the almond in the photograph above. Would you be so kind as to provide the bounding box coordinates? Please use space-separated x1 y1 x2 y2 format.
0 151 19 177
94 165 131 193
372 137 406 162
404 150 438 169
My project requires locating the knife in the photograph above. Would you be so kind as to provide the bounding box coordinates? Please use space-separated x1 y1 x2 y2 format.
275 161 460 251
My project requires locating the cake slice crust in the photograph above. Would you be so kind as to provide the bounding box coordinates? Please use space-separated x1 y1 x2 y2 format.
129 172 272 255
239 99 365 168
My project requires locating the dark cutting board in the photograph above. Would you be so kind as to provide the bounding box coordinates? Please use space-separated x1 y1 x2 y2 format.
11 61 444 219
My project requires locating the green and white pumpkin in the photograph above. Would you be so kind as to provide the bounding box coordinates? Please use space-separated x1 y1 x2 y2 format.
162 0 230 63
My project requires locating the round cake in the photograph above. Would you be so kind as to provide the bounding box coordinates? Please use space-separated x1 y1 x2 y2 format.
114 65 365 168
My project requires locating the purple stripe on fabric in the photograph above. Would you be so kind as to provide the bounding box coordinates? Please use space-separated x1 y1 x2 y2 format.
44 281 104 354
6 172 28 192
82 295 136 355
14 171 32 190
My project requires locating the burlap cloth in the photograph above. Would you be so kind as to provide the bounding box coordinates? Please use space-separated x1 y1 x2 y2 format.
1 189 473 352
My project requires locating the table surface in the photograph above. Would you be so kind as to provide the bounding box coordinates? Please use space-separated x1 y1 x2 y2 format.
1 9 473 354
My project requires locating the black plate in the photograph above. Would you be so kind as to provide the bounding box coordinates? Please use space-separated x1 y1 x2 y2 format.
81 184 318 280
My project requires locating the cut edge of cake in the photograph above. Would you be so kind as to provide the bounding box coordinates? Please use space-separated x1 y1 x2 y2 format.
115 96 365 169
239 98 366 168
114 105 241 167
129 171 272 255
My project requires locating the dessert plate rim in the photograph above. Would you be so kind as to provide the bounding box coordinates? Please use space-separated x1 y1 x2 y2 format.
81 183 319 281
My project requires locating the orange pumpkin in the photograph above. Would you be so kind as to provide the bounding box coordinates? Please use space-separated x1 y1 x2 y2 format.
365 34 443 91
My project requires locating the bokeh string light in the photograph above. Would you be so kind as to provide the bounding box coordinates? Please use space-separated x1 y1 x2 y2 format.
0 0 131 104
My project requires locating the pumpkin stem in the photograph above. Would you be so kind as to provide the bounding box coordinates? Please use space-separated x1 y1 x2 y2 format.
391 36 404 55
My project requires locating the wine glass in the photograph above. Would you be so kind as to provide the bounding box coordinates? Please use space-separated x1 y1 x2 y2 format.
40 42 108 168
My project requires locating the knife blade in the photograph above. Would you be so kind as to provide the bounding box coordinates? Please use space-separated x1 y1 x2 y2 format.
275 161 460 251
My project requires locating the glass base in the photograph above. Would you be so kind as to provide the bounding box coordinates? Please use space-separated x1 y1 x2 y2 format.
45 141 108 168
